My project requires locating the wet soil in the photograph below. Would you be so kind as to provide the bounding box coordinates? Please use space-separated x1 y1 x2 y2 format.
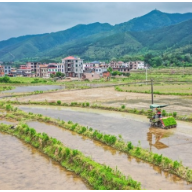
25 120 192 190
18 105 192 169
12 87 192 115
2 85 65 93
0 129 90 189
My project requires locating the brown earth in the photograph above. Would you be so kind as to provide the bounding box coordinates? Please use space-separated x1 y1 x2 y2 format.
10 87 192 116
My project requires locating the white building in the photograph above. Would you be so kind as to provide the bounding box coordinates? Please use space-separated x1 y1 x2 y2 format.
62 56 83 78
56 63 65 73
137 61 145 69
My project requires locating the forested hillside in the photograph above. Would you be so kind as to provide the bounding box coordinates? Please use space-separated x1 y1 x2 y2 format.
0 9 192 64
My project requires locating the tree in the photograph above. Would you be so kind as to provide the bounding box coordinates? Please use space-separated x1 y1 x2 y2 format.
55 72 65 77
107 67 113 73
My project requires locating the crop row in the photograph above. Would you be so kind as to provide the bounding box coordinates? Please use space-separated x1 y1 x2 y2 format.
1 103 192 183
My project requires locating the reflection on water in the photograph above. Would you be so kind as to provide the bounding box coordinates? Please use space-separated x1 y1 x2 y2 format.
0 132 90 190
18 105 192 169
147 127 174 150
26 120 192 190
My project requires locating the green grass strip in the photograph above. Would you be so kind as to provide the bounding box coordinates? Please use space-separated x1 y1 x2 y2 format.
1 103 192 183
0 123 141 190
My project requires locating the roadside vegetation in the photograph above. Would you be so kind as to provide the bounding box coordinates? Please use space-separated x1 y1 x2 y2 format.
5 100 192 123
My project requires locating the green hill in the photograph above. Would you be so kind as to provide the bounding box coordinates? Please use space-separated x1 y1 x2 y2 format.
0 10 192 62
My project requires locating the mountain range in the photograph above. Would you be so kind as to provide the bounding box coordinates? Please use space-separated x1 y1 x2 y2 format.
0 9 192 62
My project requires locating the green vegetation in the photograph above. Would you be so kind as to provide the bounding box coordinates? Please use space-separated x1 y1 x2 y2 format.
0 10 192 63
1 103 192 183
0 86 14 92
4 100 192 123
161 117 177 127
0 123 141 190
115 82 192 96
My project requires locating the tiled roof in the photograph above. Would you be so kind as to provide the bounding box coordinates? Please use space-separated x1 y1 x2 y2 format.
63 56 77 60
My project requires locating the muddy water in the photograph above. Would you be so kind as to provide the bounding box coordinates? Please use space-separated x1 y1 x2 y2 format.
26 121 192 190
0 132 90 190
19 105 192 169
2 85 65 93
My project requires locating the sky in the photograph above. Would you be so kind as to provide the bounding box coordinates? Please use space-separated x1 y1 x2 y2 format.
0 2 192 41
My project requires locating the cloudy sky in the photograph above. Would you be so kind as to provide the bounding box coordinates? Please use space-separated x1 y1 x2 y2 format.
0 2 192 41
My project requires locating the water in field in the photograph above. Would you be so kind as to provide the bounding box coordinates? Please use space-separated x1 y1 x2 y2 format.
18 105 192 169
2 85 65 93
0 131 90 190
26 120 192 190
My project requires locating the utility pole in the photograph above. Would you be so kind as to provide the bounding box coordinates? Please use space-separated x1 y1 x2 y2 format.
151 79 153 104
145 65 147 85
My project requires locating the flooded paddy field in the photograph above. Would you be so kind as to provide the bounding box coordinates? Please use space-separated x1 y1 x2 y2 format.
18 105 192 169
0 128 90 190
12 87 192 115
2 85 65 93
25 120 192 190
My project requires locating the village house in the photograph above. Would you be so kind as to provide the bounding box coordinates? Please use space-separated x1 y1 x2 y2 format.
102 71 111 78
39 64 49 78
57 63 65 73
8 67 17 77
62 56 83 78
128 61 145 70
3 65 12 75
82 69 100 81
0 65 4 77
95 67 107 75
109 61 130 73
47 63 57 76
27 62 41 76
17 65 32 77
83 63 94 71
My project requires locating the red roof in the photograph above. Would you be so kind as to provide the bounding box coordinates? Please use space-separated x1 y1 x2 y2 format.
63 56 76 60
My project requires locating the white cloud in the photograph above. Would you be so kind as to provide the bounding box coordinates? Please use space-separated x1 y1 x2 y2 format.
0 2 192 41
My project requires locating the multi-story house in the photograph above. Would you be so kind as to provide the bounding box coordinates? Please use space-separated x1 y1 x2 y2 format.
39 65 49 78
27 62 41 76
95 67 107 75
83 63 94 71
0 65 4 77
17 65 31 77
47 63 57 76
9 68 17 77
109 61 130 73
56 63 65 73
128 61 145 70
137 61 145 69
3 65 11 75
62 56 83 78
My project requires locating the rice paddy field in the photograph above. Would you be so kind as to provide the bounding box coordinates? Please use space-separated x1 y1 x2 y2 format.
116 83 192 95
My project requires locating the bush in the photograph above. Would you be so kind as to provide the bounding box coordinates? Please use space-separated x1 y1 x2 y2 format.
173 112 177 117
162 109 166 116
127 142 134 151
121 105 125 109
57 100 61 105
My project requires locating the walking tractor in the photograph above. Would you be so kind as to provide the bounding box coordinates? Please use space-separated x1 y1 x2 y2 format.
147 104 177 129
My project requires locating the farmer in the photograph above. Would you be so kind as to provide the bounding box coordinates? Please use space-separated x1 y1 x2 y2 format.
156 108 162 118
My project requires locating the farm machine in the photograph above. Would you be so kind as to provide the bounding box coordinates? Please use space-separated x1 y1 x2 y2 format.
147 104 177 129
